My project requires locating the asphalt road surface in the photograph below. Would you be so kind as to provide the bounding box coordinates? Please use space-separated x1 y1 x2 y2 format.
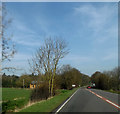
55 88 119 113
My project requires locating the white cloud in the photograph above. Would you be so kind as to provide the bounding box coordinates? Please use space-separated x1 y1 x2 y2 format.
13 20 35 34
94 25 117 44
8 16 44 47
2 52 31 75
3 52 31 66
11 20 44 47
13 53 31 61
74 4 116 28
12 34 43 47
62 54 93 63
35 15 57 37
102 52 118 61
73 3 117 43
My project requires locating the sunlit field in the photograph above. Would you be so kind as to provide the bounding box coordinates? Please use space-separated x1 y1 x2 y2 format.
2 88 31 112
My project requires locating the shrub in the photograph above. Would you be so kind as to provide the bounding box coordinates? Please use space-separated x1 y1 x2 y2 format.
2 99 27 112
30 82 49 102
2 100 15 112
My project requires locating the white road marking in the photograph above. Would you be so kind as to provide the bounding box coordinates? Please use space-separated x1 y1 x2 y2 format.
55 88 79 113
87 89 120 110
106 100 120 108
96 94 102 99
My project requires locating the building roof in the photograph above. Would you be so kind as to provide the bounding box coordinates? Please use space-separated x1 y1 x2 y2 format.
31 81 43 85
31 81 37 85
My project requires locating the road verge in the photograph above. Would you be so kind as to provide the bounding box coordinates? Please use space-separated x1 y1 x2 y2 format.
20 88 79 112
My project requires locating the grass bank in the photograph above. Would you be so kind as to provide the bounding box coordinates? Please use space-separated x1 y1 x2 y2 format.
104 89 120 94
20 88 78 112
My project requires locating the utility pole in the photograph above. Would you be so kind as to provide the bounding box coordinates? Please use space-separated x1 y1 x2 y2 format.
11 78 12 88
23 79 24 88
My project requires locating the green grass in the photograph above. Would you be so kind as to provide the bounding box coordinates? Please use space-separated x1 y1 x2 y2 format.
20 88 78 112
2 88 31 101
2 88 31 112
0 88 2 102
104 89 120 94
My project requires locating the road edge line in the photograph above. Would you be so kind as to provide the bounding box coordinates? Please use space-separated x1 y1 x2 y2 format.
86 89 120 110
55 88 79 113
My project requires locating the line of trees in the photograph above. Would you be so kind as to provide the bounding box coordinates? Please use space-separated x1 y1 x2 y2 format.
91 67 120 91
2 65 90 89
2 73 38 88
2 73 19 87
2 64 90 101
55 65 81 89
3 66 119 92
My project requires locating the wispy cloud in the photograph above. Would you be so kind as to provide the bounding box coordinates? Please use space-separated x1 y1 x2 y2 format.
13 53 31 61
13 20 35 34
34 15 58 37
2 52 31 75
3 53 31 66
74 4 116 28
102 51 118 61
62 54 94 64
12 34 43 47
9 16 44 47
94 25 117 44
73 3 117 43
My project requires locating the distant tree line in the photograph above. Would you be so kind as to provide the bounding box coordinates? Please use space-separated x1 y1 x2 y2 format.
2 65 90 89
2 73 19 87
2 67 119 91
91 67 120 91
2 73 38 88
54 65 90 90
2 66 119 103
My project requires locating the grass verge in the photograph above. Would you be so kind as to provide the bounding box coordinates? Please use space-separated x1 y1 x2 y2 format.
104 89 120 94
20 88 78 112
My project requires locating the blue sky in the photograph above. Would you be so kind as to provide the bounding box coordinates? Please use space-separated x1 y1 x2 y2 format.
3 2 118 76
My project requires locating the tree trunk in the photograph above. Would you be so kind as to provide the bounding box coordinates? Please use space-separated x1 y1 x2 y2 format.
51 68 56 96
51 77 54 96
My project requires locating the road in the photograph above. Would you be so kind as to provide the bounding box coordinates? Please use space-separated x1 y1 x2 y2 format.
55 88 120 113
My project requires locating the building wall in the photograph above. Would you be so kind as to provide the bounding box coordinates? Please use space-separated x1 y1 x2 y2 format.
30 84 36 89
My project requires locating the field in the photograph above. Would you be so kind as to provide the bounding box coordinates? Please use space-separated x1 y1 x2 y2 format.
2 88 31 112
2 88 31 101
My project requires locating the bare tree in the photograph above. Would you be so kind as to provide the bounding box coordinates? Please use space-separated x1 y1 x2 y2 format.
2 4 16 62
0 3 16 73
29 37 69 96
